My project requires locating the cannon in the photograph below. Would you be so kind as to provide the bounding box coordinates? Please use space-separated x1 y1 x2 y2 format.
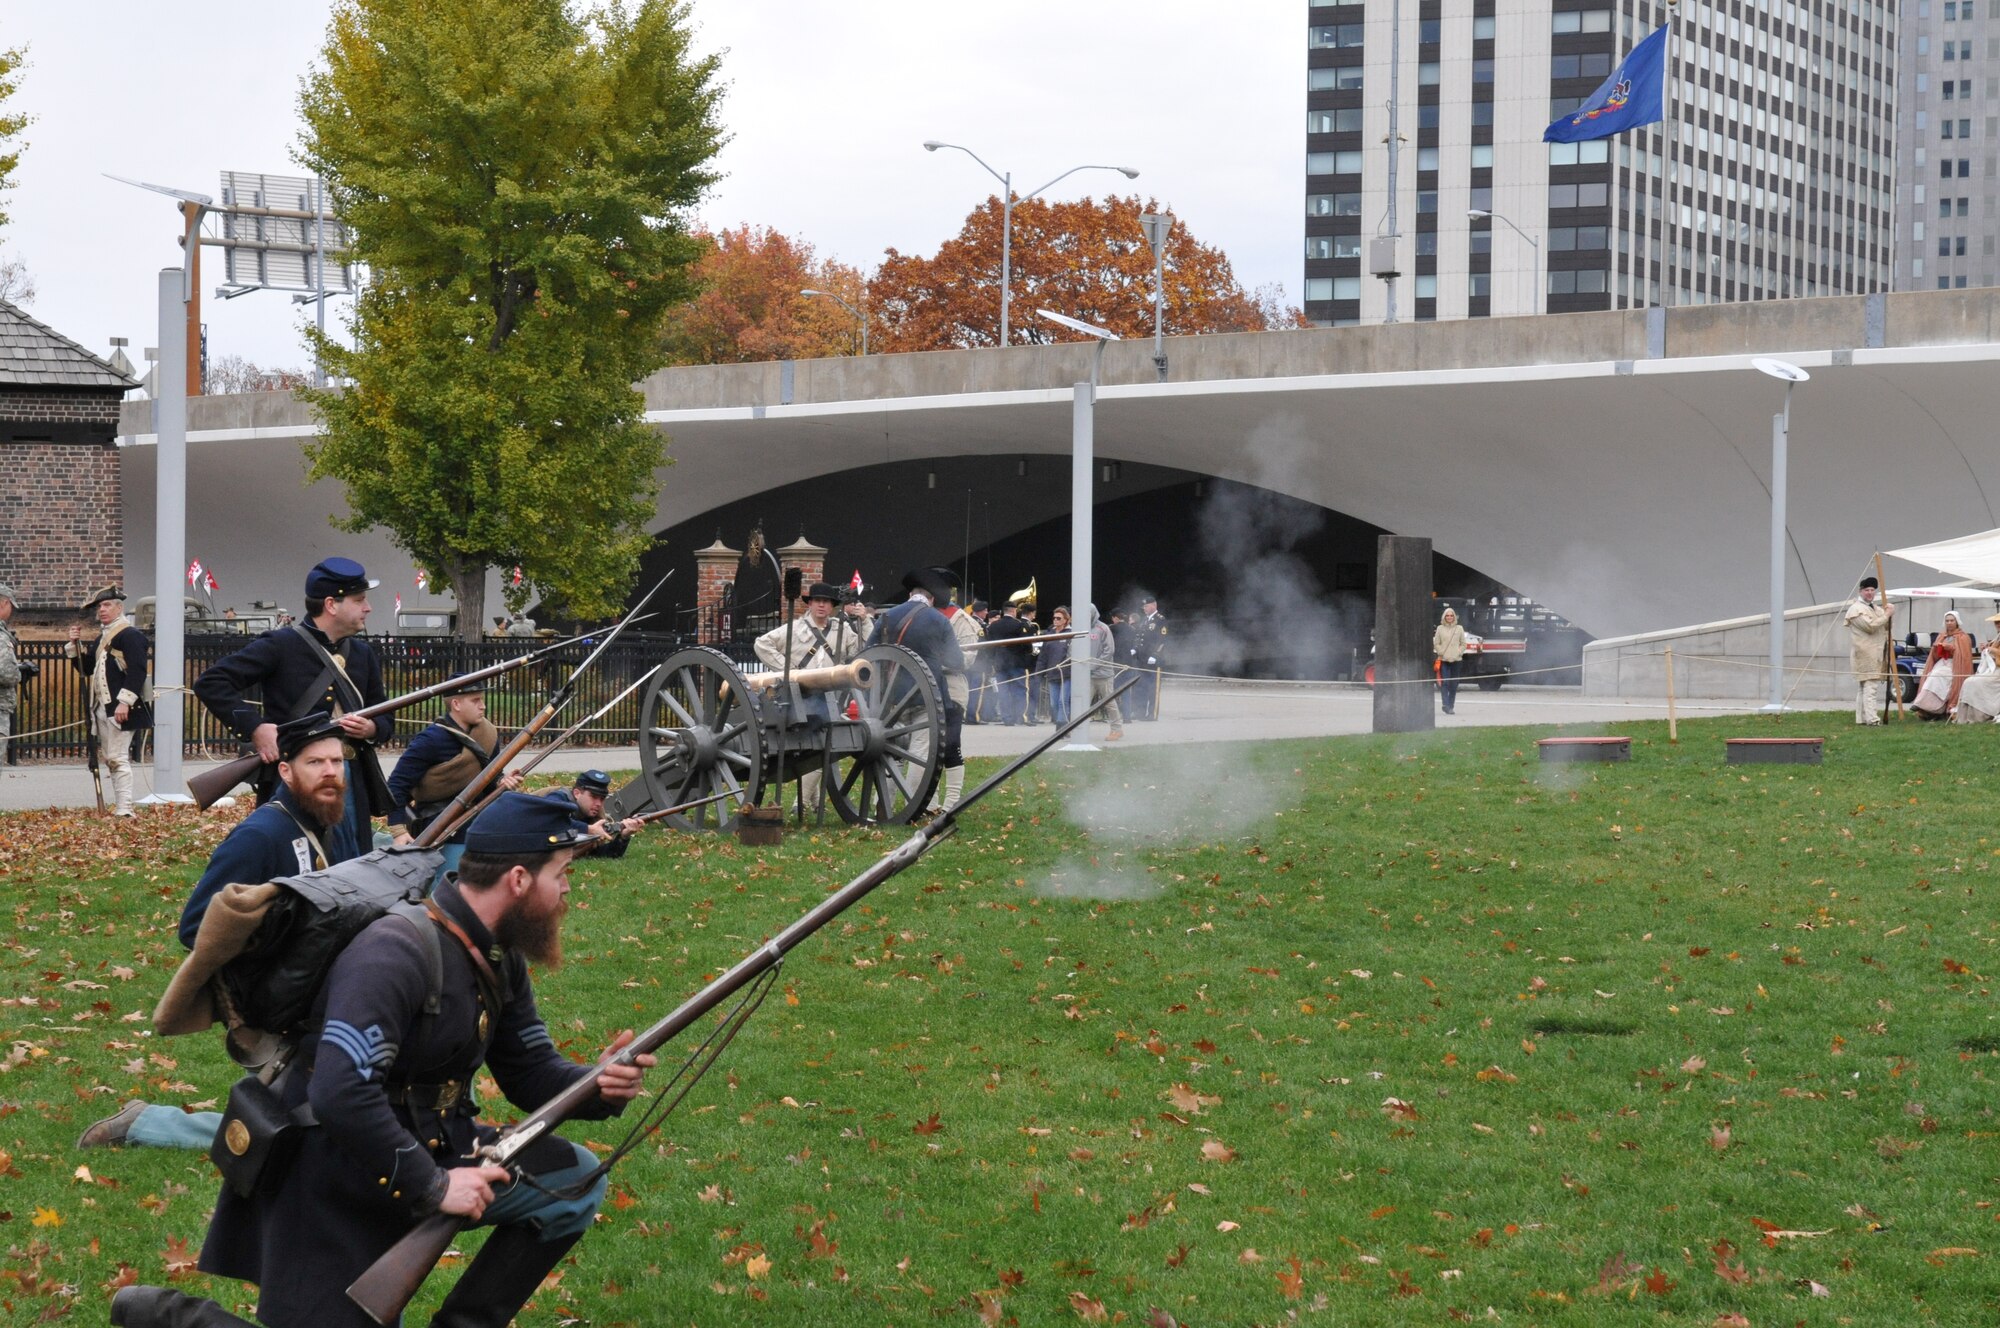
607 644 947 830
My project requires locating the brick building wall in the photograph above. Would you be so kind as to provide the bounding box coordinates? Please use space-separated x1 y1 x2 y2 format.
0 386 127 620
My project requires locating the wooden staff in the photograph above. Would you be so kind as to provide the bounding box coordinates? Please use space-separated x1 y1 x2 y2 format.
1665 647 1678 743
1876 551 1901 721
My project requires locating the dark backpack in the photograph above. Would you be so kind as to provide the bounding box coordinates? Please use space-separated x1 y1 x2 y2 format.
218 846 446 1040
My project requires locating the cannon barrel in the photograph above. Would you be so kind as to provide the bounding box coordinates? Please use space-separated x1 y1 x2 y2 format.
739 658 875 696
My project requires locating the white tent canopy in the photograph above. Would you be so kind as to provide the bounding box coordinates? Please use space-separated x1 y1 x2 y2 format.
1889 585 2000 601
1887 528 2000 583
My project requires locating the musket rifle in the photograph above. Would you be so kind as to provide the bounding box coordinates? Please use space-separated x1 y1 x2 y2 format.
348 676 1140 1323
83 668 106 816
186 630 616 811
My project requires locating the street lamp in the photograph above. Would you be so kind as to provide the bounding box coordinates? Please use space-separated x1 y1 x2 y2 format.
923 141 1139 347
1137 211 1171 381
1468 208 1542 315
1037 308 1121 750
1752 357 1810 713
800 288 869 356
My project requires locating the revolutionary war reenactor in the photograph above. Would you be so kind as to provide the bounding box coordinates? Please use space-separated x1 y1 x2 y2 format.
1843 576 1895 726
66 585 151 816
537 768 643 858
80 714 356 1155
753 580 862 673
386 681 522 875
868 566 969 813
193 558 392 849
111 793 658 1328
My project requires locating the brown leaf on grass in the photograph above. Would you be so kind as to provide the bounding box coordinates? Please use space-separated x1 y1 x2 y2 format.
1583 1250 1643 1296
1681 1055 1708 1073
1710 1240 1750 1285
1165 1243 1192 1269
1276 1255 1304 1299
977 1293 1005 1325
1708 1124 1733 1152
1713 1314 1751 1327
162 1235 198 1278
102 1264 138 1293
1643 1268 1676 1296
1147 1309 1180 1328
1381 1097 1421 1122
1200 1139 1237 1163
912 1112 944 1136
744 1253 771 1280
1803 1279 1831 1297
1238 1247 1263 1264
1165 1083 1221 1114
1473 1066 1516 1084
1069 1148 1095 1163
697 1184 733 1204
1926 1247 1979 1264
31 1205 61 1227
1068 1290 1108 1321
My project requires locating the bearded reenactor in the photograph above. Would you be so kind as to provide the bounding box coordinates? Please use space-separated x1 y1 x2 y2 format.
194 557 393 849
538 769 643 859
868 566 968 813
111 793 658 1328
80 714 356 1154
387 681 521 875
66 586 150 816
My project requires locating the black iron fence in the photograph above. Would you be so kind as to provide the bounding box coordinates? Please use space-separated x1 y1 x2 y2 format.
5 630 767 765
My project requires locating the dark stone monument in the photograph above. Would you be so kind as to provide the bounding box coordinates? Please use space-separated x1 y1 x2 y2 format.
1372 534 1434 734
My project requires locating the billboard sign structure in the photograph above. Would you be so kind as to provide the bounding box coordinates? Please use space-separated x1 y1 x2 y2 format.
215 172 357 296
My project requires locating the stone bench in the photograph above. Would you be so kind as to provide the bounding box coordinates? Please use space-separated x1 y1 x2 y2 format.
1725 736 1824 765
1536 735 1632 763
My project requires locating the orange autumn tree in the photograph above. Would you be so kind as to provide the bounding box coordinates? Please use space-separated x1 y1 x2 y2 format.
660 223 868 364
869 195 1301 351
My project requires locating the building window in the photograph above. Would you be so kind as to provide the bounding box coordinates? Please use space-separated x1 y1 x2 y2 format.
1307 152 1336 175
1333 277 1362 300
1939 236 1952 257
1940 276 1951 290
1305 277 1334 302
1419 19 1440 43
1335 235 1363 259
1958 236 1969 256
1547 181 1609 208
1419 103 1440 129
1417 147 1440 171
1958 198 1970 217
1468 186 1492 211
1335 107 1363 131
1551 53 1613 79
1472 58 1494 84
1474 15 1496 39
1470 144 1494 168
1309 23 1366 48
1944 121 1956 139
1469 272 1491 297
1416 232 1438 256
1961 119 1973 138
1470 102 1494 127
1418 63 1440 86
1548 140 1610 165
1961 159 1972 177
1417 190 1438 213
1551 10 1611 32
1469 232 1492 255
1415 275 1439 298
1958 275 1970 288
1308 111 1338 135
1306 236 1336 260
1307 193 1363 217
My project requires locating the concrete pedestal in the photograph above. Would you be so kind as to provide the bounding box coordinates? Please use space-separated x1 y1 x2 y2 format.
1372 534 1435 734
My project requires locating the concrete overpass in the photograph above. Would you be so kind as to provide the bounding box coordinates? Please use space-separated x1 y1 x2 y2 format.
117 289 2000 640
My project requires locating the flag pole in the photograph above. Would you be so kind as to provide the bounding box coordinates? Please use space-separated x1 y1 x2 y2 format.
1663 0 1680 309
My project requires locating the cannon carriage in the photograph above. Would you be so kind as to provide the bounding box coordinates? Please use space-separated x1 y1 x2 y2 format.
605 643 947 829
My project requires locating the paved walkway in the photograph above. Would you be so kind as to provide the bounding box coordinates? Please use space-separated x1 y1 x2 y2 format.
0 683 1833 812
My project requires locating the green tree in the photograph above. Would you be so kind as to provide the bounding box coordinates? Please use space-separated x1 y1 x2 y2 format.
0 43 28 231
298 0 723 639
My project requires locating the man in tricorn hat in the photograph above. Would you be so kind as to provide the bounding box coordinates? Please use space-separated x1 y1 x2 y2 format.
868 567 969 813
112 792 658 1328
66 586 151 815
387 680 522 875
195 557 393 848
80 713 356 1154
1843 576 1894 726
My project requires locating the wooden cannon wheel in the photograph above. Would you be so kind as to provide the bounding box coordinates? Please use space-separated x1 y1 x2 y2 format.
637 647 765 830
822 643 945 826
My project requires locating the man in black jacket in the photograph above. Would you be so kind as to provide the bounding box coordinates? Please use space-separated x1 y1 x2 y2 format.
868 567 969 813
66 586 150 815
981 601 1036 725
114 792 658 1328
194 557 393 849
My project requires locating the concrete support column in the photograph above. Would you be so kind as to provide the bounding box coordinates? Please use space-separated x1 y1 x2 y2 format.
1372 534 1435 734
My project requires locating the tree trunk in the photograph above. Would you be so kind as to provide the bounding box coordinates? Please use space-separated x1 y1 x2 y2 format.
446 558 488 643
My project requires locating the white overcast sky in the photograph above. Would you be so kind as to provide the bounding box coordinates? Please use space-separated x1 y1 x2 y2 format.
2 1 1301 372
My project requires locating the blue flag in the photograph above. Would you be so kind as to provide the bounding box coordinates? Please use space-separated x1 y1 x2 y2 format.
1544 25 1668 142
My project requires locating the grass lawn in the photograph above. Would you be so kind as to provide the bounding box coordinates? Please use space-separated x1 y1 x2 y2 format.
0 712 1996 1326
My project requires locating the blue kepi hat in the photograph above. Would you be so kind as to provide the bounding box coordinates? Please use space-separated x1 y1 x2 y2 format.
305 557 380 599
464 791 598 856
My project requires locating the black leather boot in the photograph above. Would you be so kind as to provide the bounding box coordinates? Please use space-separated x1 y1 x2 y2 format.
110 1286 258 1328
426 1224 584 1328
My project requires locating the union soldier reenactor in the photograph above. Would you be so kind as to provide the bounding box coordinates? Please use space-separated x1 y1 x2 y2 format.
67 585 151 816
868 566 969 812
194 557 393 849
111 793 659 1328
538 768 643 858
81 714 356 1154
387 681 522 874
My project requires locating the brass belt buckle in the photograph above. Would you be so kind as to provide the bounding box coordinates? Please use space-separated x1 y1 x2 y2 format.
435 1079 461 1111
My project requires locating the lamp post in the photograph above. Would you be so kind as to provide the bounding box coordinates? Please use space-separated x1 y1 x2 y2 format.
1468 208 1542 315
1752 357 1810 713
1137 211 1171 381
800 288 868 356
923 142 1139 347
1037 308 1119 750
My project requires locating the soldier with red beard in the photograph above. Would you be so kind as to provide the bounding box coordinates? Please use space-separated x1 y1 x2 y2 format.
80 714 357 1153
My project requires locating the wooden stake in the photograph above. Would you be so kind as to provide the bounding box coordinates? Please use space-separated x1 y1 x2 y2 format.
1665 647 1678 743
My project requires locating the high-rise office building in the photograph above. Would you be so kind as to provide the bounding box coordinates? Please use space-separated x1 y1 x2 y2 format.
1893 0 1994 291
1305 0 1899 325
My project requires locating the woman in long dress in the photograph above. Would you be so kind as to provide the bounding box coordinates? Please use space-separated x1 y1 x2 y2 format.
1915 610 1976 718
1951 613 2000 721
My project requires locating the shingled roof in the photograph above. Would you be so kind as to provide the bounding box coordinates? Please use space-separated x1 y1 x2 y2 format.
0 299 139 391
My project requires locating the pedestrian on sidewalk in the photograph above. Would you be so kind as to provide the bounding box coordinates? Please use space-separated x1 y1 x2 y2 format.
1087 605 1125 741
1433 606 1467 716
